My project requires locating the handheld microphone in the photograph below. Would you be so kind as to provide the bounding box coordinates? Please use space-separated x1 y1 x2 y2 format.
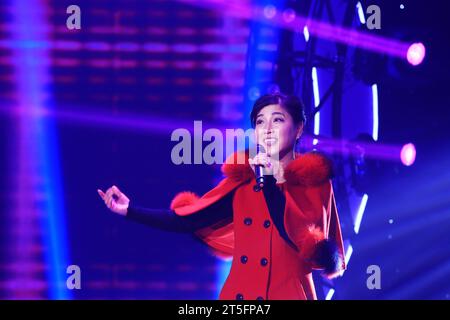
253 144 266 192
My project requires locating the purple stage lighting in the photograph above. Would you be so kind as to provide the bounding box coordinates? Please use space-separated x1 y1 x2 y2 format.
177 0 426 64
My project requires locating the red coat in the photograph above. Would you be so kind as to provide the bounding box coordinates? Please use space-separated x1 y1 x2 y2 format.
170 152 346 300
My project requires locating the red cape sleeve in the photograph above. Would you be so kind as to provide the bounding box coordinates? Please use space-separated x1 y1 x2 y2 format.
170 177 244 259
284 180 346 276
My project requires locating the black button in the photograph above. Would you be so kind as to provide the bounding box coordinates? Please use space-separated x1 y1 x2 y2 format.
260 258 268 266
256 296 264 300
240 255 248 264
236 293 244 300
244 218 252 226
263 220 271 228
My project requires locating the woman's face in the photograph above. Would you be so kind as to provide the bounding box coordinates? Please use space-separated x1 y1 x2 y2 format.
254 104 303 158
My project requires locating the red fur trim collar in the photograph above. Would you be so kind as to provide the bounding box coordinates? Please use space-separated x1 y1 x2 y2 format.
171 152 333 210
220 151 254 183
220 151 333 186
284 152 333 186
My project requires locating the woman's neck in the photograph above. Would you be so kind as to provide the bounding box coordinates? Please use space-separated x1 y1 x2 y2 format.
279 149 295 169
269 150 295 184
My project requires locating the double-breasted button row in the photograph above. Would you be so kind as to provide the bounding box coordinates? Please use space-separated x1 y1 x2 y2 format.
235 294 264 300
243 217 272 228
239 255 269 267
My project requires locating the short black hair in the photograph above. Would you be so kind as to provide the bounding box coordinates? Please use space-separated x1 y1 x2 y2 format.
250 93 306 128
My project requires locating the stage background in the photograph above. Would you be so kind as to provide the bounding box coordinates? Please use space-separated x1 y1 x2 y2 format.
0 0 449 299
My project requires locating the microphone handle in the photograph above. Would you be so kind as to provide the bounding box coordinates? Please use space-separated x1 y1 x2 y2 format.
253 144 266 192
254 164 265 192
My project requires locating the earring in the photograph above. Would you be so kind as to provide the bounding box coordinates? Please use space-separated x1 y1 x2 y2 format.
293 138 299 160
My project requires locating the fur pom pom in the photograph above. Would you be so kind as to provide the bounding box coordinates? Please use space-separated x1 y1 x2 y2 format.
313 239 344 278
299 226 344 278
299 225 325 261
221 151 254 182
170 191 200 210
284 152 333 186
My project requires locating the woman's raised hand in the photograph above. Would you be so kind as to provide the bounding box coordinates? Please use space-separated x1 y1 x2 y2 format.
97 185 130 216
